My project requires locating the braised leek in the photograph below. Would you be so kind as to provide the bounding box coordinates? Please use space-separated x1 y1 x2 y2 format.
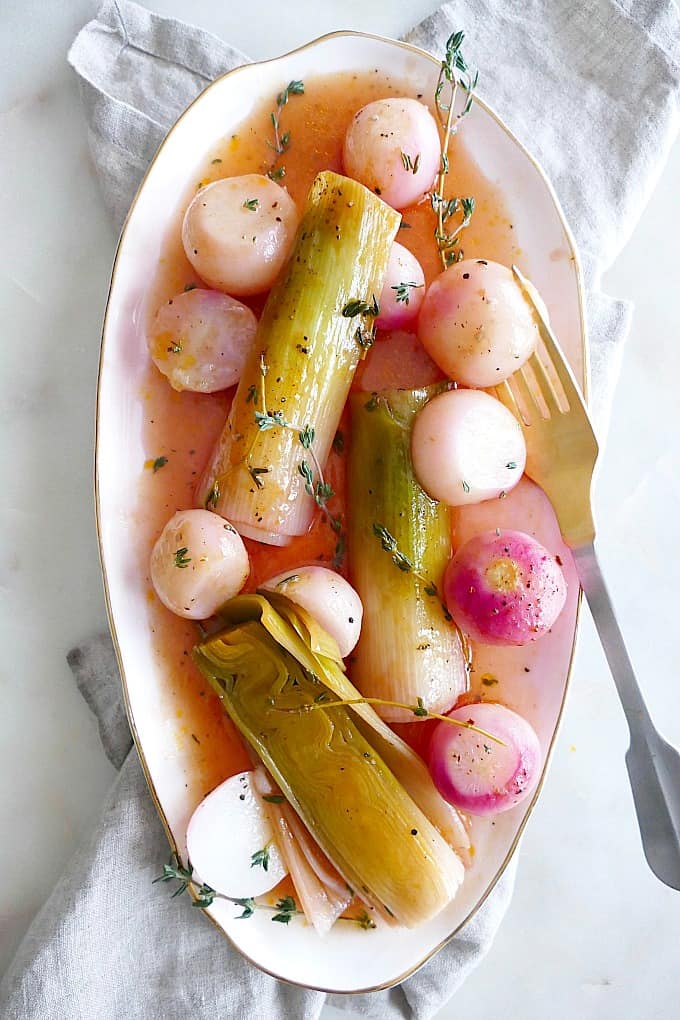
194 595 464 927
348 387 469 722
198 171 401 545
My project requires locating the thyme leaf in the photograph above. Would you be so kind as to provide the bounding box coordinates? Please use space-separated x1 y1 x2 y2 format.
391 281 424 305
174 547 191 569
152 456 168 472
250 844 271 872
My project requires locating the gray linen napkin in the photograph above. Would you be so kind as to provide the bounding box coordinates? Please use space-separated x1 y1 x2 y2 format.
2 1 678 1018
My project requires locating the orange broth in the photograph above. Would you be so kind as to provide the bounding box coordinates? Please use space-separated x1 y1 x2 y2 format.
138 70 520 791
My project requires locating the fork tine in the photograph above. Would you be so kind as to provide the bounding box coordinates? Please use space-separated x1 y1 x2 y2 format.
494 379 522 420
529 350 563 415
511 366 540 422
512 265 588 414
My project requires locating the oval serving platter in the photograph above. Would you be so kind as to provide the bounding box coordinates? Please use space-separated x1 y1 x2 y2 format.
96 31 586 993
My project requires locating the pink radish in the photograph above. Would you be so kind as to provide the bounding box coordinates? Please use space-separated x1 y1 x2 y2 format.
417 259 543 387
444 529 567 646
376 242 425 329
343 98 441 209
429 702 541 815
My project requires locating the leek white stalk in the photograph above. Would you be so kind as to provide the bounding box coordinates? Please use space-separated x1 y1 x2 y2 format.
348 387 469 722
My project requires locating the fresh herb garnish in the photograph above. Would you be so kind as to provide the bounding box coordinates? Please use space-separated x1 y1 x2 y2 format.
205 480 220 510
462 480 470 493
354 910 377 930
399 150 421 174
262 794 285 804
250 844 271 872
174 547 191 568
342 295 380 318
255 409 288 431
245 384 258 404
391 281 424 305
432 31 478 268
372 523 454 622
271 895 298 924
284 697 504 743
152 859 216 907
267 79 304 178
298 424 315 449
248 465 270 489
167 340 183 354
243 198 260 211
152 456 168 472
183 282 197 292
506 461 517 470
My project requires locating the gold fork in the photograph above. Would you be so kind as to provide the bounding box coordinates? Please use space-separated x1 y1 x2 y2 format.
493 266 680 891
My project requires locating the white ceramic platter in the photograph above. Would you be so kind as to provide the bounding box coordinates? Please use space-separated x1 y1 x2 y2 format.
97 31 586 994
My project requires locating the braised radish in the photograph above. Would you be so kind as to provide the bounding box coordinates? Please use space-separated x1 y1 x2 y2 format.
429 702 541 815
343 98 441 209
148 289 257 392
150 509 249 619
444 529 567 645
186 771 287 896
417 259 541 386
260 566 363 658
376 242 425 329
411 389 526 506
182 174 299 295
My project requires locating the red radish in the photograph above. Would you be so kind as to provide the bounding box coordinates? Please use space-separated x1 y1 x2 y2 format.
376 243 425 329
429 703 541 815
444 529 567 646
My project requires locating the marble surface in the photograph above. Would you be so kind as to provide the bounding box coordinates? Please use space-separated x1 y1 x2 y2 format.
1 2 679 1017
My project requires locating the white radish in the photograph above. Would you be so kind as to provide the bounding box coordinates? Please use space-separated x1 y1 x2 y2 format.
148 289 257 393
429 703 541 816
186 771 287 896
260 566 363 658
376 242 425 329
150 509 249 620
343 98 441 209
411 389 526 507
417 259 542 386
182 175 299 295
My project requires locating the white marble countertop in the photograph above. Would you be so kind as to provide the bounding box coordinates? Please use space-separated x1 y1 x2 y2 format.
1 2 679 1017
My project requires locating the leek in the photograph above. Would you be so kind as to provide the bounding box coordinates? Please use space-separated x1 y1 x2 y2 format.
348 387 469 722
194 596 464 927
198 171 401 545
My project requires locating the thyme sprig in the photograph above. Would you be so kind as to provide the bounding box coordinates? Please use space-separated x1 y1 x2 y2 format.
266 79 304 179
281 696 505 744
154 857 378 929
174 547 191 569
372 523 451 619
391 281 424 305
432 31 478 268
250 844 271 871
342 295 380 353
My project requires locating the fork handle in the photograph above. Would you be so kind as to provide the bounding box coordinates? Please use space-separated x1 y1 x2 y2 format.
573 544 652 736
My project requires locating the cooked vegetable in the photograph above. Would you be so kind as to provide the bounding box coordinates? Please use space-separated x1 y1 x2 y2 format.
186 771 287 896
348 387 469 722
260 566 363 658
376 242 425 329
182 174 299 295
343 98 441 209
265 800 351 936
429 703 541 815
194 594 464 927
148 289 257 392
410 388 526 506
444 529 567 645
150 509 249 619
417 260 542 386
198 171 401 545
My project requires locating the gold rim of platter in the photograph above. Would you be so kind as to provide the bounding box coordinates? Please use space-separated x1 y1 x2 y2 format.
94 28 587 995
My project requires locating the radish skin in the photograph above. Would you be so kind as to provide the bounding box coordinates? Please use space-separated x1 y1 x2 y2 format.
417 260 542 387
376 242 425 329
444 529 567 646
343 98 441 209
411 388 526 507
429 703 541 815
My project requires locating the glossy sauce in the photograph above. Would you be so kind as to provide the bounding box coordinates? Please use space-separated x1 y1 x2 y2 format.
139 70 520 794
